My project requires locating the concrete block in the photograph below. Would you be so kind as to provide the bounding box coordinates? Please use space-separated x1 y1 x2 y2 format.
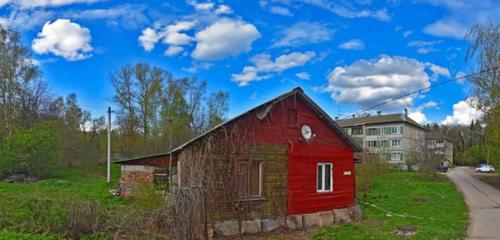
121 165 154 172
214 220 239 236
261 218 281 232
350 204 363 220
241 220 261 234
303 213 320 228
333 208 352 223
286 215 303 230
207 223 214 240
319 211 334 226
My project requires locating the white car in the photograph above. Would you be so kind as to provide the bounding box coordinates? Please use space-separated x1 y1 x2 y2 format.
476 164 496 173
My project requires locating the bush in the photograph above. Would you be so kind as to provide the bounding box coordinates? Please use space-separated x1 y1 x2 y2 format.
2 198 173 239
464 145 487 166
356 154 390 198
0 121 63 178
419 153 444 180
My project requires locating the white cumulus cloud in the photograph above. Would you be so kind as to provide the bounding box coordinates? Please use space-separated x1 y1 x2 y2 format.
0 0 101 8
338 39 365 50
138 27 160 51
232 51 316 86
189 1 214 11
442 97 484 125
191 19 260 61
275 0 391 21
32 19 92 61
215 5 232 14
408 101 438 124
272 21 333 48
323 55 449 111
139 21 196 56
407 40 442 54
421 0 500 39
259 0 294 16
296 72 311 80
408 110 427 124
425 62 450 80
164 46 184 56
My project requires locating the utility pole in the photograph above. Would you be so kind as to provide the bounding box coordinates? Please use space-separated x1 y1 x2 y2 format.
167 118 173 191
107 107 112 183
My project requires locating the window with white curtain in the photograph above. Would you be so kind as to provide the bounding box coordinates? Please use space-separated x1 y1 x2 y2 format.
317 163 333 192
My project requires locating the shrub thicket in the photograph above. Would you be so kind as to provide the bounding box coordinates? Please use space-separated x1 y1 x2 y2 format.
0 121 63 178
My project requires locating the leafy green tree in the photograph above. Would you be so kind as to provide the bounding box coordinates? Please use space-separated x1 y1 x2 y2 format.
0 121 63 178
0 25 41 137
466 23 500 168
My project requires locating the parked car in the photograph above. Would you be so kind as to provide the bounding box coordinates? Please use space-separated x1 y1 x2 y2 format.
475 164 496 173
437 162 448 172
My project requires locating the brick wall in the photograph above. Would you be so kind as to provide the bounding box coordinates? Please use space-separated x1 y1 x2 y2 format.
120 165 155 197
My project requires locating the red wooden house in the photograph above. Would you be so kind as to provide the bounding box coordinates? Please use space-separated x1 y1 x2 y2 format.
118 87 362 236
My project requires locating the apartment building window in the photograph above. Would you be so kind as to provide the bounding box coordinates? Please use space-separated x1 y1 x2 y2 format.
391 153 403 161
391 139 401 147
343 128 350 134
367 128 380 136
380 140 389 147
383 127 399 135
353 137 363 146
352 126 363 135
367 140 379 148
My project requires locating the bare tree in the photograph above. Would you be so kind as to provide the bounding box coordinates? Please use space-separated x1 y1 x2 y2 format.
0 25 40 137
466 23 500 111
134 63 162 143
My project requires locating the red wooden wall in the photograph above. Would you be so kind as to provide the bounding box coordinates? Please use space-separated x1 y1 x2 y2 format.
122 92 356 216
287 144 354 214
235 95 355 215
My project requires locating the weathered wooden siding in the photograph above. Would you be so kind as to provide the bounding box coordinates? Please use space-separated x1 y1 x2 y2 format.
179 94 355 219
179 144 288 221
121 155 176 167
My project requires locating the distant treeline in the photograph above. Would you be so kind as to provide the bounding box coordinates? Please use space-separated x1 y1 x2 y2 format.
0 25 229 178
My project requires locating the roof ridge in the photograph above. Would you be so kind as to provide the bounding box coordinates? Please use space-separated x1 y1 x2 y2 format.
116 87 362 163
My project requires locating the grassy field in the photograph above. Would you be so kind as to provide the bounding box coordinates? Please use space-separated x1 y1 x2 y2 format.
0 164 133 239
311 172 468 240
0 166 468 239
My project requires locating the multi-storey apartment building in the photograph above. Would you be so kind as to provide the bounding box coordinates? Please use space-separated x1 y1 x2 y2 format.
337 111 426 164
426 132 454 165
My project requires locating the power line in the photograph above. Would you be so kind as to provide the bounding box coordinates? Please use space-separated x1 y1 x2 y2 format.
339 67 500 120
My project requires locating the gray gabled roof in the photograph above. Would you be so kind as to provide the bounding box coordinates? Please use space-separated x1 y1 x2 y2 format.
337 113 424 129
116 87 362 164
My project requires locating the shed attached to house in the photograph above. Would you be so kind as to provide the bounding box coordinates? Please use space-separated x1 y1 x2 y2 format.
117 87 362 236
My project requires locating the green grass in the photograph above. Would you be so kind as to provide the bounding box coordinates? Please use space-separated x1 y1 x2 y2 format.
311 172 468 240
0 164 124 206
0 230 58 240
1 166 468 239
0 164 136 238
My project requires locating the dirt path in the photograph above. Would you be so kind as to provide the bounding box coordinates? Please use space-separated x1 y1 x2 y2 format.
447 167 500 240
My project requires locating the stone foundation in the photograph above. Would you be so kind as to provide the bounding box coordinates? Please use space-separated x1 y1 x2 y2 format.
210 205 362 238
120 165 155 197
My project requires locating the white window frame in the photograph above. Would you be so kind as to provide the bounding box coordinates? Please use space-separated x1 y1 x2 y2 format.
317 163 333 192
391 139 401 147
256 161 263 197
239 160 264 199
391 153 402 161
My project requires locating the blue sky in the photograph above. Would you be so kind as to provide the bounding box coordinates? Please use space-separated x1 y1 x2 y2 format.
1 0 498 125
